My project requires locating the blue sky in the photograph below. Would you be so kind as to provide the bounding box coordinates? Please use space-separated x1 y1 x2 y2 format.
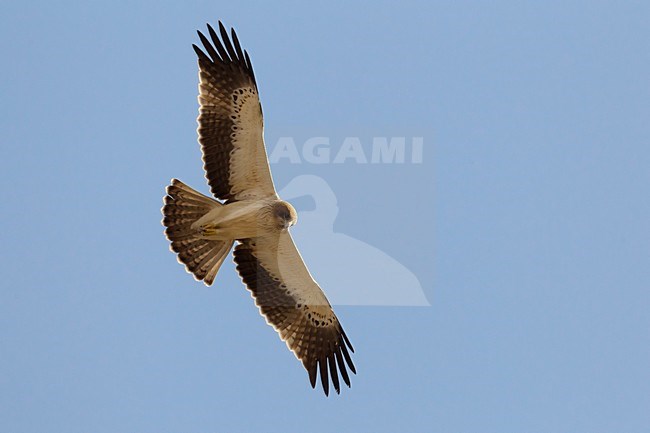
1 1 649 432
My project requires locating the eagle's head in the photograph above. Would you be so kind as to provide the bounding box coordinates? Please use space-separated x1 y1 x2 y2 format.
272 201 298 230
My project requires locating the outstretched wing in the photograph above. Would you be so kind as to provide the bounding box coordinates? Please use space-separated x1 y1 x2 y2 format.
193 22 277 203
233 232 356 396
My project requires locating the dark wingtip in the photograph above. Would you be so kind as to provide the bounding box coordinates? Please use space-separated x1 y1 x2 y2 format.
192 44 206 60
342 329 354 353
305 359 318 389
206 23 216 39
231 27 245 61
217 21 238 60
208 22 218 37
197 30 220 62
328 353 341 395
340 339 356 375
335 348 351 388
196 22 256 85
218 20 227 35
319 358 329 396
308 366 317 389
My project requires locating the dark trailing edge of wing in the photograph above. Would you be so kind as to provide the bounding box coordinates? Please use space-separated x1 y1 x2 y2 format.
233 240 356 396
192 21 257 86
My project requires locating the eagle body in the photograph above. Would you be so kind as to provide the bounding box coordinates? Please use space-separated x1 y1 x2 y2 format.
191 197 297 240
161 22 355 396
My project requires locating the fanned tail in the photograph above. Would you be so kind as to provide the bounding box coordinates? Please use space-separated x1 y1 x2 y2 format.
161 179 233 285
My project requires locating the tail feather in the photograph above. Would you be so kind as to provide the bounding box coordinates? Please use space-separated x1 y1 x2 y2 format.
161 179 234 285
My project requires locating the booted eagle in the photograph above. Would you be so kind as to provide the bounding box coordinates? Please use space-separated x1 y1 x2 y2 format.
161 22 355 396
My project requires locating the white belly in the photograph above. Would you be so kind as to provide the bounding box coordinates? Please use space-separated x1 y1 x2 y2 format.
192 199 275 240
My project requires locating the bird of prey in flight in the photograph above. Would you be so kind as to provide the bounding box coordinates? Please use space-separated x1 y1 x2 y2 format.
161 22 355 396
